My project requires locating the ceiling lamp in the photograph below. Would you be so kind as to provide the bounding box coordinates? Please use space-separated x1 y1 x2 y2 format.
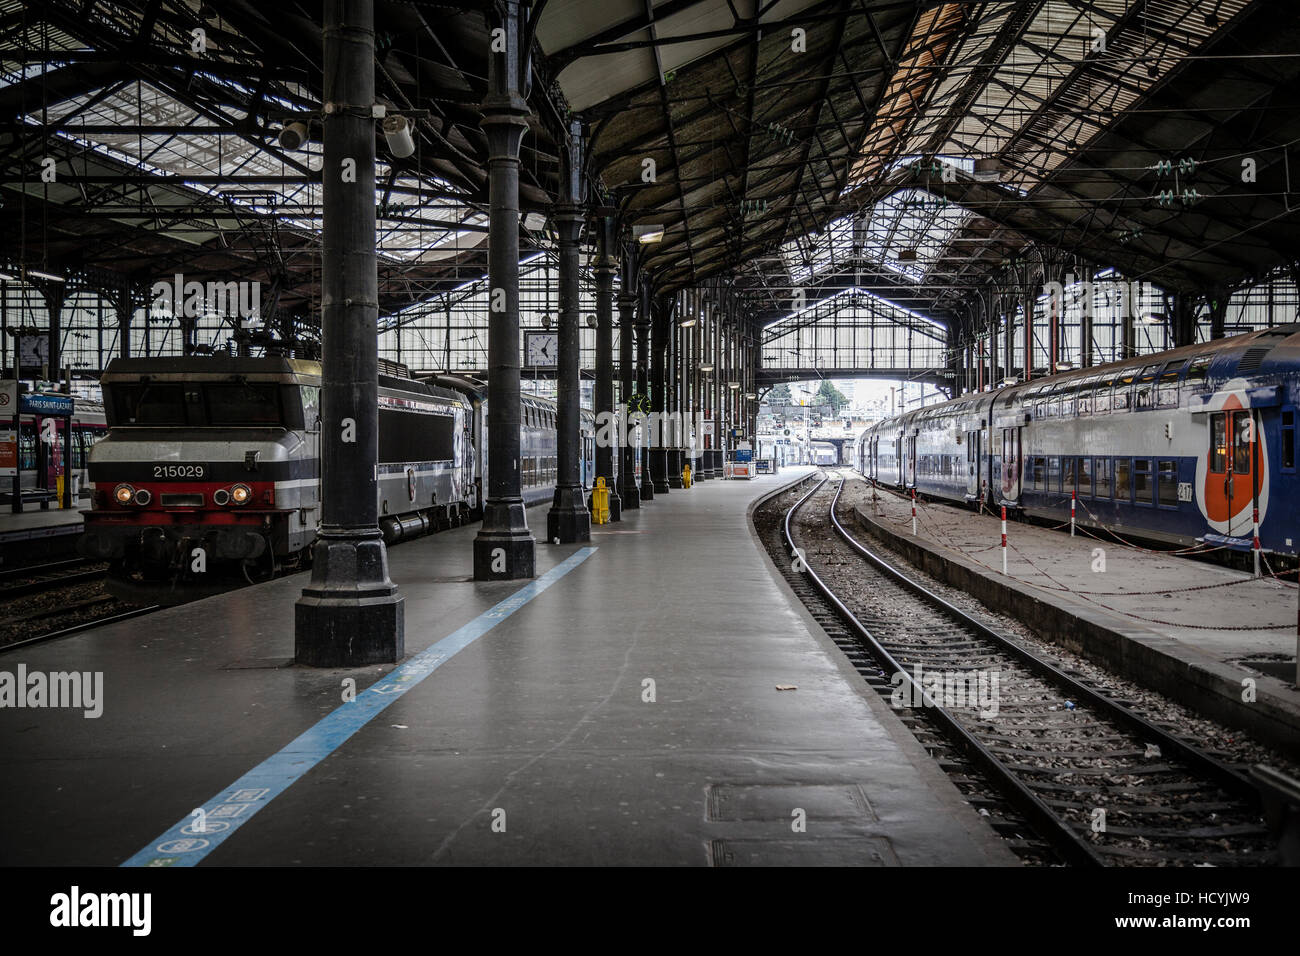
634 224 664 244
896 248 918 262
382 114 416 159
278 121 310 150
699 363 715 373
973 157 1002 182
679 318 697 327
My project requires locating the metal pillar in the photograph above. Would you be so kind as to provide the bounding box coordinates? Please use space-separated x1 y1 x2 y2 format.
637 280 654 500
668 292 684 488
1208 291 1229 341
116 291 132 359
649 296 670 494
546 118 591 545
618 249 640 510
592 218 621 520
472 0 535 578
688 291 702 481
295 0 404 666
1022 278 1034 382
709 301 721 476
44 282 64 383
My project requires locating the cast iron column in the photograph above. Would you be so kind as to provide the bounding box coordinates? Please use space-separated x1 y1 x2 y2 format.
473 0 535 579
546 119 591 544
593 218 621 520
650 297 670 494
618 250 640 510
637 280 654 500
691 293 702 478
668 294 684 488
295 0 403 666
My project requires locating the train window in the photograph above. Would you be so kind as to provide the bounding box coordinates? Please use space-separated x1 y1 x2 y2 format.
1047 456 1061 490
1134 365 1159 409
1094 458 1111 498
1032 456 1046 490
1094 380 1112 413
1134 459 1153 504
1158 460 1179 506
1078 457 1092 496
1185 354 1212 386
206 383 282 426
1283 408 1296 472
110 383 190 425
1077 385 1092 416
1060 390 1076 418
1232 411 1252 474
1210 413 1228 472
1116 459 1132 502
1112 372 1134 411
1156 361 1185 407
1062 456 1075 494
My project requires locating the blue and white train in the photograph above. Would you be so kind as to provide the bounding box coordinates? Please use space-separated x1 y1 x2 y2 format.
857 326 1300 555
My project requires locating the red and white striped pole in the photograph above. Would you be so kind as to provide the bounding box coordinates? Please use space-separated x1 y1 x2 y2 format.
1253 506 1261 579
911 487 917 536
1001 505 1008 575
1070 490 1076 537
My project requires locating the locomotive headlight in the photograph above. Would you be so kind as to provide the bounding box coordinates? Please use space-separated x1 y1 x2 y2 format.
213 488 231 506
114 483 135 505
230 483 251 505
133 488 152 506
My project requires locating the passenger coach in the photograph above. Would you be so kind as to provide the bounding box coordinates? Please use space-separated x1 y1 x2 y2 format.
859 325 1300 556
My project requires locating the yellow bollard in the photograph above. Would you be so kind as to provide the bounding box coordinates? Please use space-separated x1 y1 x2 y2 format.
592 476 610 525
683 464 692 488
56 475 65 508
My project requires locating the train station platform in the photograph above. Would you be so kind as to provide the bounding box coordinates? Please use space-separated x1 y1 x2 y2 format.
0 506 84 566
0 469 1015 867
844 477 1300 758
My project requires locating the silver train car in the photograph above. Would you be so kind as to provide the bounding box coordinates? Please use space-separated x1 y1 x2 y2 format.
80 356 599 601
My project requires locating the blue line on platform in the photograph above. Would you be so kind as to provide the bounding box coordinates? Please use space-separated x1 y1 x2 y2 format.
121 547 598 868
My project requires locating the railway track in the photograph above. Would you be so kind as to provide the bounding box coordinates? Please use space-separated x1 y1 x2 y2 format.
0 558 106 599
758 471 1277 866
0 558 160 650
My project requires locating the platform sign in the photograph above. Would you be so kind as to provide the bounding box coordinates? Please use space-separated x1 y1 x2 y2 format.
735 448 753 463
0 380 15 413
0 427 15 478
20 392 73 416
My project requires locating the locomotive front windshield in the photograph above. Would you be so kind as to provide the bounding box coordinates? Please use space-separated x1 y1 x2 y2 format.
108 381 296 427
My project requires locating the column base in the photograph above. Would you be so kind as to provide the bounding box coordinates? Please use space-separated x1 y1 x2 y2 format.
620 481 641 509
294 534 404 667
474 499 535 579
640 475 655 500
667 449 684 488
650 448 670 494
547 485 591 543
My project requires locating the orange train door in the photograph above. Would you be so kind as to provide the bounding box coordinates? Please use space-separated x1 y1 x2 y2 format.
1208 409 1256 535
